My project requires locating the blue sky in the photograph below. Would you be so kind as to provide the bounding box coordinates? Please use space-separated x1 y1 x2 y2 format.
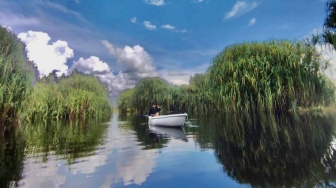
0 0 329 98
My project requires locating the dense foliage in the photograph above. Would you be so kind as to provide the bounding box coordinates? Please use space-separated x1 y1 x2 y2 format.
21 71 112 121
187 73 213 113
209 41 335 115
323 0 336 49
131 77 171 114
0 26 36 126
117 89 134 113
119 41 335 115
119 75 211 115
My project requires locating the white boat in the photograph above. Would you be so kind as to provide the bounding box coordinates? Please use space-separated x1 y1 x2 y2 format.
149 125 187 141
148 113 188 127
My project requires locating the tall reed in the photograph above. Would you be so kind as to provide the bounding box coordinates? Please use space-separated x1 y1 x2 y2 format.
209 40 335 115
0 26 36 126
186 73 213 114
21 71 112 121
121 75 211 115
131 77 171 114
119 40 335 115
117 89 134 113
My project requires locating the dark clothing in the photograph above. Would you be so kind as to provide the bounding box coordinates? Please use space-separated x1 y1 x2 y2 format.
148 106 161 116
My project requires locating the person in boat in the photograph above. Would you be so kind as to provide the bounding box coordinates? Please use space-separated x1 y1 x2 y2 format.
148 102 161 117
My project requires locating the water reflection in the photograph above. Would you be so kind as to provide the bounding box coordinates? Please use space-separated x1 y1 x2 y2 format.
17 112 161 187
0 129 25 188
2 111 336 187
98 112 159 187
21 118 110 163
18 118 109 187
120 115 170 150
196 112 336 187
149 126 188 142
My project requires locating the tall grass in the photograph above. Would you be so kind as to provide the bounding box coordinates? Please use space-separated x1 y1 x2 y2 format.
21 71 112 121
120 75 211 115
209 40 335 115
186 73 213 114
120 40 335 115
131 77 171 114
0 26 36 126
117 88 134 113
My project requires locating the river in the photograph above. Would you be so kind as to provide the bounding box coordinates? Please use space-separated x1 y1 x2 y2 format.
1 111 335 187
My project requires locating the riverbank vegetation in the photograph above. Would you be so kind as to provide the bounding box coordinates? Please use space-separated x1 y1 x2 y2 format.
119 40 335 115
0 26 112 127
0 27 36 126
119 0 336 116
20 71 112 121
117 89 134 113
209 41 335 115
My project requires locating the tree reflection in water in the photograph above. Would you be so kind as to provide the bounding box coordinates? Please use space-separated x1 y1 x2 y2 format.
207 112 336 187
118 114 169 150
0 127 25 188
0 117 110 187
21 118 110 164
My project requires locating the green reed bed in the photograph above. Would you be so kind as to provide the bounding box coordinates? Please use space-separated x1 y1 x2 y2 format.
209 40 335 115
120 40 335 115
21 72 112 121
0 27 36 125
131 77 171 114
117 88 134 113
120 74 212 115
186 73 213 114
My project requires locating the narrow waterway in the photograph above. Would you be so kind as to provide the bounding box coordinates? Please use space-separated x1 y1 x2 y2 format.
1 111 335 187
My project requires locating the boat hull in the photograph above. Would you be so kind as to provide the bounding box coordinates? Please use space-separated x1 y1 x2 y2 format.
148 113 187 127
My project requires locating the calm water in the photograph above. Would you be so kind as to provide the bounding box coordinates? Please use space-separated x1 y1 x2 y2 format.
1 111 336 188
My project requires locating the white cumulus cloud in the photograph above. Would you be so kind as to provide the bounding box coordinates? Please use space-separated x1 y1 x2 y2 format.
144 0 165 6
70 56 128 102
102 40 158 88
248 17 256 26
143 21 156 30
18 31 74 77
225 1 259 19
71 56 110 74
162 24 176 30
